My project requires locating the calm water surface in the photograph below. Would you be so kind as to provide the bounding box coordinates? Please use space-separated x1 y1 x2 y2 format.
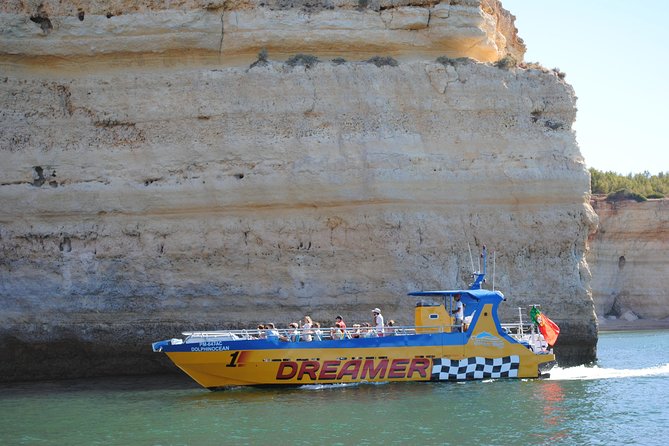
1 331 668 446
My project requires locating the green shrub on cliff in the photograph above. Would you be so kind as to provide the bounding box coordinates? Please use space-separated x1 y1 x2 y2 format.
436 56 473 66
285 54 319 69
606 189 647 202
250 48 269 69
494 55 517 70
590 168 668 199
367 56 398 67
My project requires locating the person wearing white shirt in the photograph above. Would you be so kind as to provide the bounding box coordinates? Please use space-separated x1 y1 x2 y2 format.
451 294 464 332
372 308 384 336
301 316 313 342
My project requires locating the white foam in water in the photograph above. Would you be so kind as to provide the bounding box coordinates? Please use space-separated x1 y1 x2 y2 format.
547 363 669 380
299 381 389 390
299 382 361 390
297 365 669 388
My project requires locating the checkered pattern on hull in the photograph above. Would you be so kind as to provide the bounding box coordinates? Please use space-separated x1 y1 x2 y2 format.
431 356 520 381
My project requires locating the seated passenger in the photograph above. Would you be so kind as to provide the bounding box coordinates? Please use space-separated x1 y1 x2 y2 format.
302 316 313 342
265 323 280 340
386 320 396 336
360 322 375 338
312 322 323 341
287 322 300 342
330 322 345 340
351 324 362 338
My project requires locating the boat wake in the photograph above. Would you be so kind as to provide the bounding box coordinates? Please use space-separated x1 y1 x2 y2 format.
547 363 669 381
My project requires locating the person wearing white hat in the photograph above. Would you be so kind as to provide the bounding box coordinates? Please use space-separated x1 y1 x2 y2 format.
372 308 384 336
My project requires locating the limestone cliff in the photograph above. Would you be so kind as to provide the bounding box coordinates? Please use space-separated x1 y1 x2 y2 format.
0 0 595 381
1 0 525 62
589 197 669 328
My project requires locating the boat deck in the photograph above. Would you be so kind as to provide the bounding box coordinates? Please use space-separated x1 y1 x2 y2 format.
173 321 548 352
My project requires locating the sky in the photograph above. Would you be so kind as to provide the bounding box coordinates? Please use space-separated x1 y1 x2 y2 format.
502 0 669 175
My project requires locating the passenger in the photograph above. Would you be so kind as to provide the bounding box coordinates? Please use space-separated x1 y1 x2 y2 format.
288 322 300 342
302 316 313 342
335 315 347 330
312 322 323 341
265 323 280 340
372 308 384 336
257 324 267 339
351 324 362 338
360 322 374 338
452 294 464 332
331 322 345 340
386 319 396 336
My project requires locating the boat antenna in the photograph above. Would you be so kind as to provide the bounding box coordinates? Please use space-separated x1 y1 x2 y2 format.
477 246 482 275
481 244 486 276
492 249 496 291
468 243 475 274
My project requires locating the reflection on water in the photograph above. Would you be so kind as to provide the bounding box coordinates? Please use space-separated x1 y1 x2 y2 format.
0 373 198 396
538 380 565 425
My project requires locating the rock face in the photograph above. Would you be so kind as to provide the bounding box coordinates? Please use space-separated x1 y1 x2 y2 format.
0 0 596 381
1 0 526 62
588 197 669 328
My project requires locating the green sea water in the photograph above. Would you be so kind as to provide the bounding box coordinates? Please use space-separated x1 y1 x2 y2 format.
1 331 668 446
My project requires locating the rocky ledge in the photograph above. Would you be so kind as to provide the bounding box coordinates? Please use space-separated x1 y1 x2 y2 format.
1 0 524 62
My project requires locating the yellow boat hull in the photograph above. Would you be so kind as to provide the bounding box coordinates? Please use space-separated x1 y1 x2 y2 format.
165 316 555 388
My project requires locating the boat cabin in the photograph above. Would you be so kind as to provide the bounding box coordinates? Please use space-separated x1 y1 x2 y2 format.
410 289 505 334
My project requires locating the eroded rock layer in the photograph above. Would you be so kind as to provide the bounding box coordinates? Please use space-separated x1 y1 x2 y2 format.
589 198 669 328
1 0 525 62
0 0 595 380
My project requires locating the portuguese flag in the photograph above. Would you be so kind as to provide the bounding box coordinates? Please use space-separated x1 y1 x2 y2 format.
530 306 560 347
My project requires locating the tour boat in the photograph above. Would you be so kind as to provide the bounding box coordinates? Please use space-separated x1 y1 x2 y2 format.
152 250 557 389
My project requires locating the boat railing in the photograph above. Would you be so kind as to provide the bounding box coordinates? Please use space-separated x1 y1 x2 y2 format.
180 325 462 343
500 322 535 335
500 321 550 353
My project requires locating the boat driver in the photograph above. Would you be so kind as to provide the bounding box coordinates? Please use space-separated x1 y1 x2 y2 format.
452 294 464 332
